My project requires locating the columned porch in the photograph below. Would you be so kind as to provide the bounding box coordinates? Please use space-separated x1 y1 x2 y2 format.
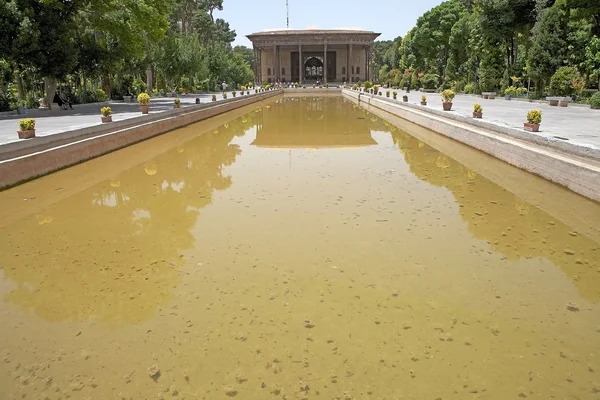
247 29 380 85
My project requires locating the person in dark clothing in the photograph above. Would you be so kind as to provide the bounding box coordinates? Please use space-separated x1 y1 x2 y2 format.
53 91 64 108
53 91 73 110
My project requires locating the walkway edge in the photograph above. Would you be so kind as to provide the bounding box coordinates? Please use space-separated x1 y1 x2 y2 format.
0 90 281 190
343 89 600 202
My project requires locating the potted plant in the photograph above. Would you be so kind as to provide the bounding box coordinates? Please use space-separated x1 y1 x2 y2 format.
373 85 379 94
137 92 150 114
441 89 455 111
195 98 200 104
421 95 427 106
232 91 237 97
240 85 246 94
174 98 181 108
222 92 228 99
393 91 397 100
386 90 390 97
17 118 36 139
473 104 483 118
504 86 516 100
403 95 408 102
246 91 250 95
212 94 217 102
101 106 112 123
524 110 542 132
590 92 600 110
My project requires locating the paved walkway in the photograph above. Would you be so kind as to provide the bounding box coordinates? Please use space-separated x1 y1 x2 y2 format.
0 92 243 146
3 90 599 152
395 92 600 150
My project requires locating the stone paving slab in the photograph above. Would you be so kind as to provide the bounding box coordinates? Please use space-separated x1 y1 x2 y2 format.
392 92 600 151
0 92 244 146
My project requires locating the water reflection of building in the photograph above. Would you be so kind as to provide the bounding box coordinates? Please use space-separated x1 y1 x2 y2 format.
247 29 380 84
251 97 377 149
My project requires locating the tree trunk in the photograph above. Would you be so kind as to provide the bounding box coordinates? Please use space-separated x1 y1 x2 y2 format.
44 76 57 109
146 65 154 93
102 75 111 100
15 71 25 101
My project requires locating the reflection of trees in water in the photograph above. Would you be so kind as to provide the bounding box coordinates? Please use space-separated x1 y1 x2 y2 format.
391 130 600 301
0 113 258 326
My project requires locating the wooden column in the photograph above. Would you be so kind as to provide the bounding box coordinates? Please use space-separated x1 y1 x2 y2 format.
365 46 369 81
258 49 262 84
274 45 281 82
253 47 257 85
369 45 373 81
298 44 303 84
324 42 328 83
274 46 277 82
347 43 352 83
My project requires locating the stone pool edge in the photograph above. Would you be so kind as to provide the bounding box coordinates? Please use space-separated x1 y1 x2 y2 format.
0 90 281 190
343 89 600 202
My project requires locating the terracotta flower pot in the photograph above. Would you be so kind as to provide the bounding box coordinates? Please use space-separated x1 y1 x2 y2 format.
140 105 149 114
442 102 452 111
174 104 180 108
195 98 200 104
403 98 408 102
17 129 35 139
473 112 482 119
524 122 540 132
421 101 427 106
393 96 397 100
101 115 112 123
212 98 217 102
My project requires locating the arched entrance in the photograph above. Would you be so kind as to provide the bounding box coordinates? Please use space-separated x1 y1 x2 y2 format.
304 57 324 82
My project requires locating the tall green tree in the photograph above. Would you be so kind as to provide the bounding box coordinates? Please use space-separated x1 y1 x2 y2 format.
527 3 569 91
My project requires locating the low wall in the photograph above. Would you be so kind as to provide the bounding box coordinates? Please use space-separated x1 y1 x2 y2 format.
0 90 281 189
283 88 342 96
344 89 600 202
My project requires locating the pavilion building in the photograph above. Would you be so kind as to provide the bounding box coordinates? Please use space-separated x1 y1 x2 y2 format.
246 29 381 85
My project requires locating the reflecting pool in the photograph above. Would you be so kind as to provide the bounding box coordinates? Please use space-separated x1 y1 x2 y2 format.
0 96 599 399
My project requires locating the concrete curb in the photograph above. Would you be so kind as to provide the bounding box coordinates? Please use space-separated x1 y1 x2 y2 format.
353 91 600 161
0 91 278 161
344 89 600 202
0 90 281 189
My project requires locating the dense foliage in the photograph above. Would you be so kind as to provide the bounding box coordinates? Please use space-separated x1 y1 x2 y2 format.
372 0 600 101
0 0 254 111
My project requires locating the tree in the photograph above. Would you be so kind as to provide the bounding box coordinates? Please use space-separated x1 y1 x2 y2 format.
371 40 393 81
565 0 600 35
411 0 466 79
233 46 255 72
0 1 20 60
527 3 569 91
583 36 600 88
10 0 81 106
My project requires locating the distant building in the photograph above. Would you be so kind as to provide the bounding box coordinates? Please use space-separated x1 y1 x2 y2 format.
246 29 381 84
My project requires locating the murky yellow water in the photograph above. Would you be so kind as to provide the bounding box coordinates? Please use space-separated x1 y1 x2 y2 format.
1 96 599 399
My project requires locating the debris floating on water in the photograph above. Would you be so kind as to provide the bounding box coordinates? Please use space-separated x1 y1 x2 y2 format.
147 365 160 381
566 302 579 312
